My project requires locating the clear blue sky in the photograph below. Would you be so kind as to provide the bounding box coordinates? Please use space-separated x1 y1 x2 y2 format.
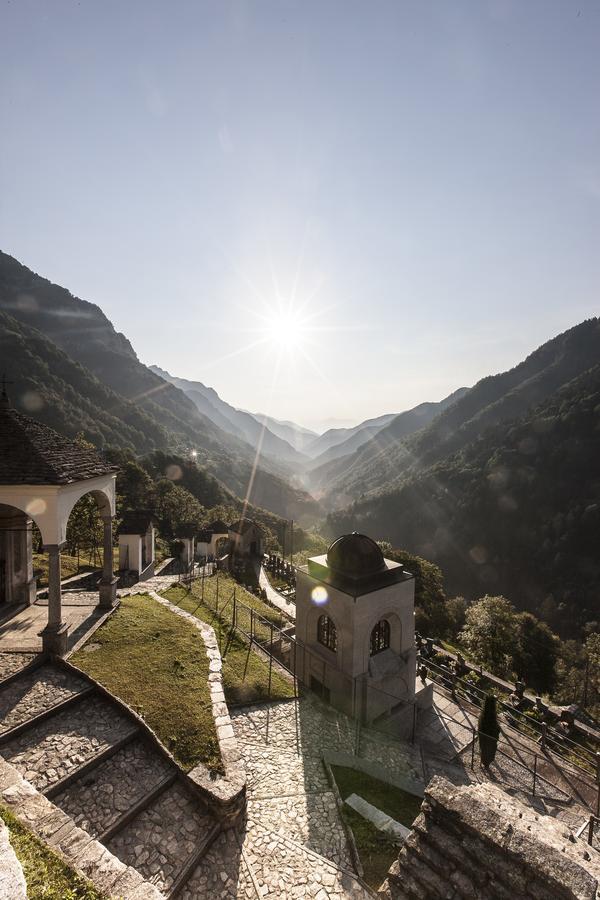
1 1 599 432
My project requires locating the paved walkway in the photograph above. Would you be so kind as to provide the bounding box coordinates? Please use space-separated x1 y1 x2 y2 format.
258 565 296 619
0 594 103 653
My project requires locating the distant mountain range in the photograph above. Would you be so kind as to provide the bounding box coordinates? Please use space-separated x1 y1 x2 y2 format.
0 251 318 523
306 391 469 496
327 318 600 635
149 366 310 467
148 366 451 482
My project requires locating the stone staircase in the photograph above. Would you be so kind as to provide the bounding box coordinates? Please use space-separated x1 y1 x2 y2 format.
0 659 221 898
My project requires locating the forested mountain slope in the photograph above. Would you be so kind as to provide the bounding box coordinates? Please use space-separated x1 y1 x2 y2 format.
150 365 306 465
0 251 319 522
0 311 176 451
305 412 398 458
312 387 468 499
322 320 600 507
327 361 600 636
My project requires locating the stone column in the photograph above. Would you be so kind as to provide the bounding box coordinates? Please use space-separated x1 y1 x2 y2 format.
41 544 69 656
98 515 118 609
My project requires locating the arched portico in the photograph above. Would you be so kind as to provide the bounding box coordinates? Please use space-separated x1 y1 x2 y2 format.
0 391 118 655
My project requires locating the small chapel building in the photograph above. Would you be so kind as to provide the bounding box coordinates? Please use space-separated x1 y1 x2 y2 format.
228 519 263 557
117 511 156 581
295 533 432 734
0 388 118 655
196 519 230 559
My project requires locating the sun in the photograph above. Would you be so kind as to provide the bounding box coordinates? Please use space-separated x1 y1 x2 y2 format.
264 308 307 351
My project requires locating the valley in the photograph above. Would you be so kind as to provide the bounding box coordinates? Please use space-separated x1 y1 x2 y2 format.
1 249 599 657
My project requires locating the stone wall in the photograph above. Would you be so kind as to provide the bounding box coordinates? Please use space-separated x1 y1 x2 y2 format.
379 776 600 900
0 820 26 900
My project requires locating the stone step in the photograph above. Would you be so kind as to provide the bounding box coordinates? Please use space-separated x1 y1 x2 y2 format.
52 737 175 839
106 780 218 897
0 663 94 738
1 694 138 794
0 652 42 687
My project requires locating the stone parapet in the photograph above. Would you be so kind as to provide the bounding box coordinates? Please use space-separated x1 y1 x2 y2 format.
379 776 600 900
0 758 164 899
0 819 26 900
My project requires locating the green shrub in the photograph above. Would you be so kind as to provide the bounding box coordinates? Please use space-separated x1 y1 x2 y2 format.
478 693 500 768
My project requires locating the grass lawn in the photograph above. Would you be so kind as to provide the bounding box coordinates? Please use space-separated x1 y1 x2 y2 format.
0 804 104 900
33 550 104 588
163 584 296 707
186 571 286 627
71 593 222 773
331 765 423 890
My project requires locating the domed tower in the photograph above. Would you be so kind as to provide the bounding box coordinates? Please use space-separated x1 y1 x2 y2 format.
295 533 431 730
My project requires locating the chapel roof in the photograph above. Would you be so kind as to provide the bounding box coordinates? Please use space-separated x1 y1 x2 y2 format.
326 532 387 580
117 511 156 536
229 518 261 535
302 531 411 597
0 394 117 486
207 519 230 534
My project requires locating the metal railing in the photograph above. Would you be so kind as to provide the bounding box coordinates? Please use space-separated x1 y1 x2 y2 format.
174 571 600 817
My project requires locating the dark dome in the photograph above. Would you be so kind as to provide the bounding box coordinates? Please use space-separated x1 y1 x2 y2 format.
326 533 386 580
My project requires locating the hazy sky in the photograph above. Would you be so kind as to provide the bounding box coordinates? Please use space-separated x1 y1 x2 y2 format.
1 1 599 432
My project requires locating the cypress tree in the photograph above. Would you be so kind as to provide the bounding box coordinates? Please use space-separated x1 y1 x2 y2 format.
478 693 500 768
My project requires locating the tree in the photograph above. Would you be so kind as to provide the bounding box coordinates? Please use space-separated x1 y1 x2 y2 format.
513 612 558 694
459 595 517 677
446 596 468 640
385 548 449 637
584 632 600 704
65 495 103 563
478 694 500 768
154 480 205 539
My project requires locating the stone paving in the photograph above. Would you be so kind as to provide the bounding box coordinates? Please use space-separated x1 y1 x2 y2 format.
1 695 136 792
120 574 179 597
0 651 38 681
0 596 103 653
242 820 367 899
213 697 375 897
53 737 173 837
258 565 296 619
107 780 215 893
0 663 89 734
247 794 353 869
180 827 255 900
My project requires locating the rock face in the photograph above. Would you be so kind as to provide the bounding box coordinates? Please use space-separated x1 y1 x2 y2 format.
0 820 27 900
378 776 600 900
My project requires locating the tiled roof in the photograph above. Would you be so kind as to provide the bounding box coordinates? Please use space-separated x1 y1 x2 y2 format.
0 402 117 485
229 518 261 535
207 519 230 534
117 511 156 536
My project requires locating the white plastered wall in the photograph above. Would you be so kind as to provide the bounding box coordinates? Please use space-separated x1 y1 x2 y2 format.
0 474 117 547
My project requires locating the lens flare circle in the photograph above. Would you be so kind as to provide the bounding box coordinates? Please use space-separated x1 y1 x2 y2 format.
311 585 329 606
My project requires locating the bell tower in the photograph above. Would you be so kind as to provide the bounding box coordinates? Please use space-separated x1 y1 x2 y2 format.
295 533 432 734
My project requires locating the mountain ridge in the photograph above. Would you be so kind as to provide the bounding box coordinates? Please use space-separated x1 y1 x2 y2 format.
326 355 600 635
320 320 600 507
0 251 319 522
149 365 307 466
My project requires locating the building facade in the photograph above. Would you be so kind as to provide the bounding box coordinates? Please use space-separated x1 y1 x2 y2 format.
295 533 431 734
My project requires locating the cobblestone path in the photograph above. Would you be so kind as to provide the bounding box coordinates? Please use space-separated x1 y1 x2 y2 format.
0 658 220 898
258 564 296 619
179 696 379 898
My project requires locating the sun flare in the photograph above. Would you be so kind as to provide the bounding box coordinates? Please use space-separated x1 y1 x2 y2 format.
264 308 307 350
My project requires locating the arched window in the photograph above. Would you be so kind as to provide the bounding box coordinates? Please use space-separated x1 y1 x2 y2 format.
370 619 390 656
317 614 338 652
